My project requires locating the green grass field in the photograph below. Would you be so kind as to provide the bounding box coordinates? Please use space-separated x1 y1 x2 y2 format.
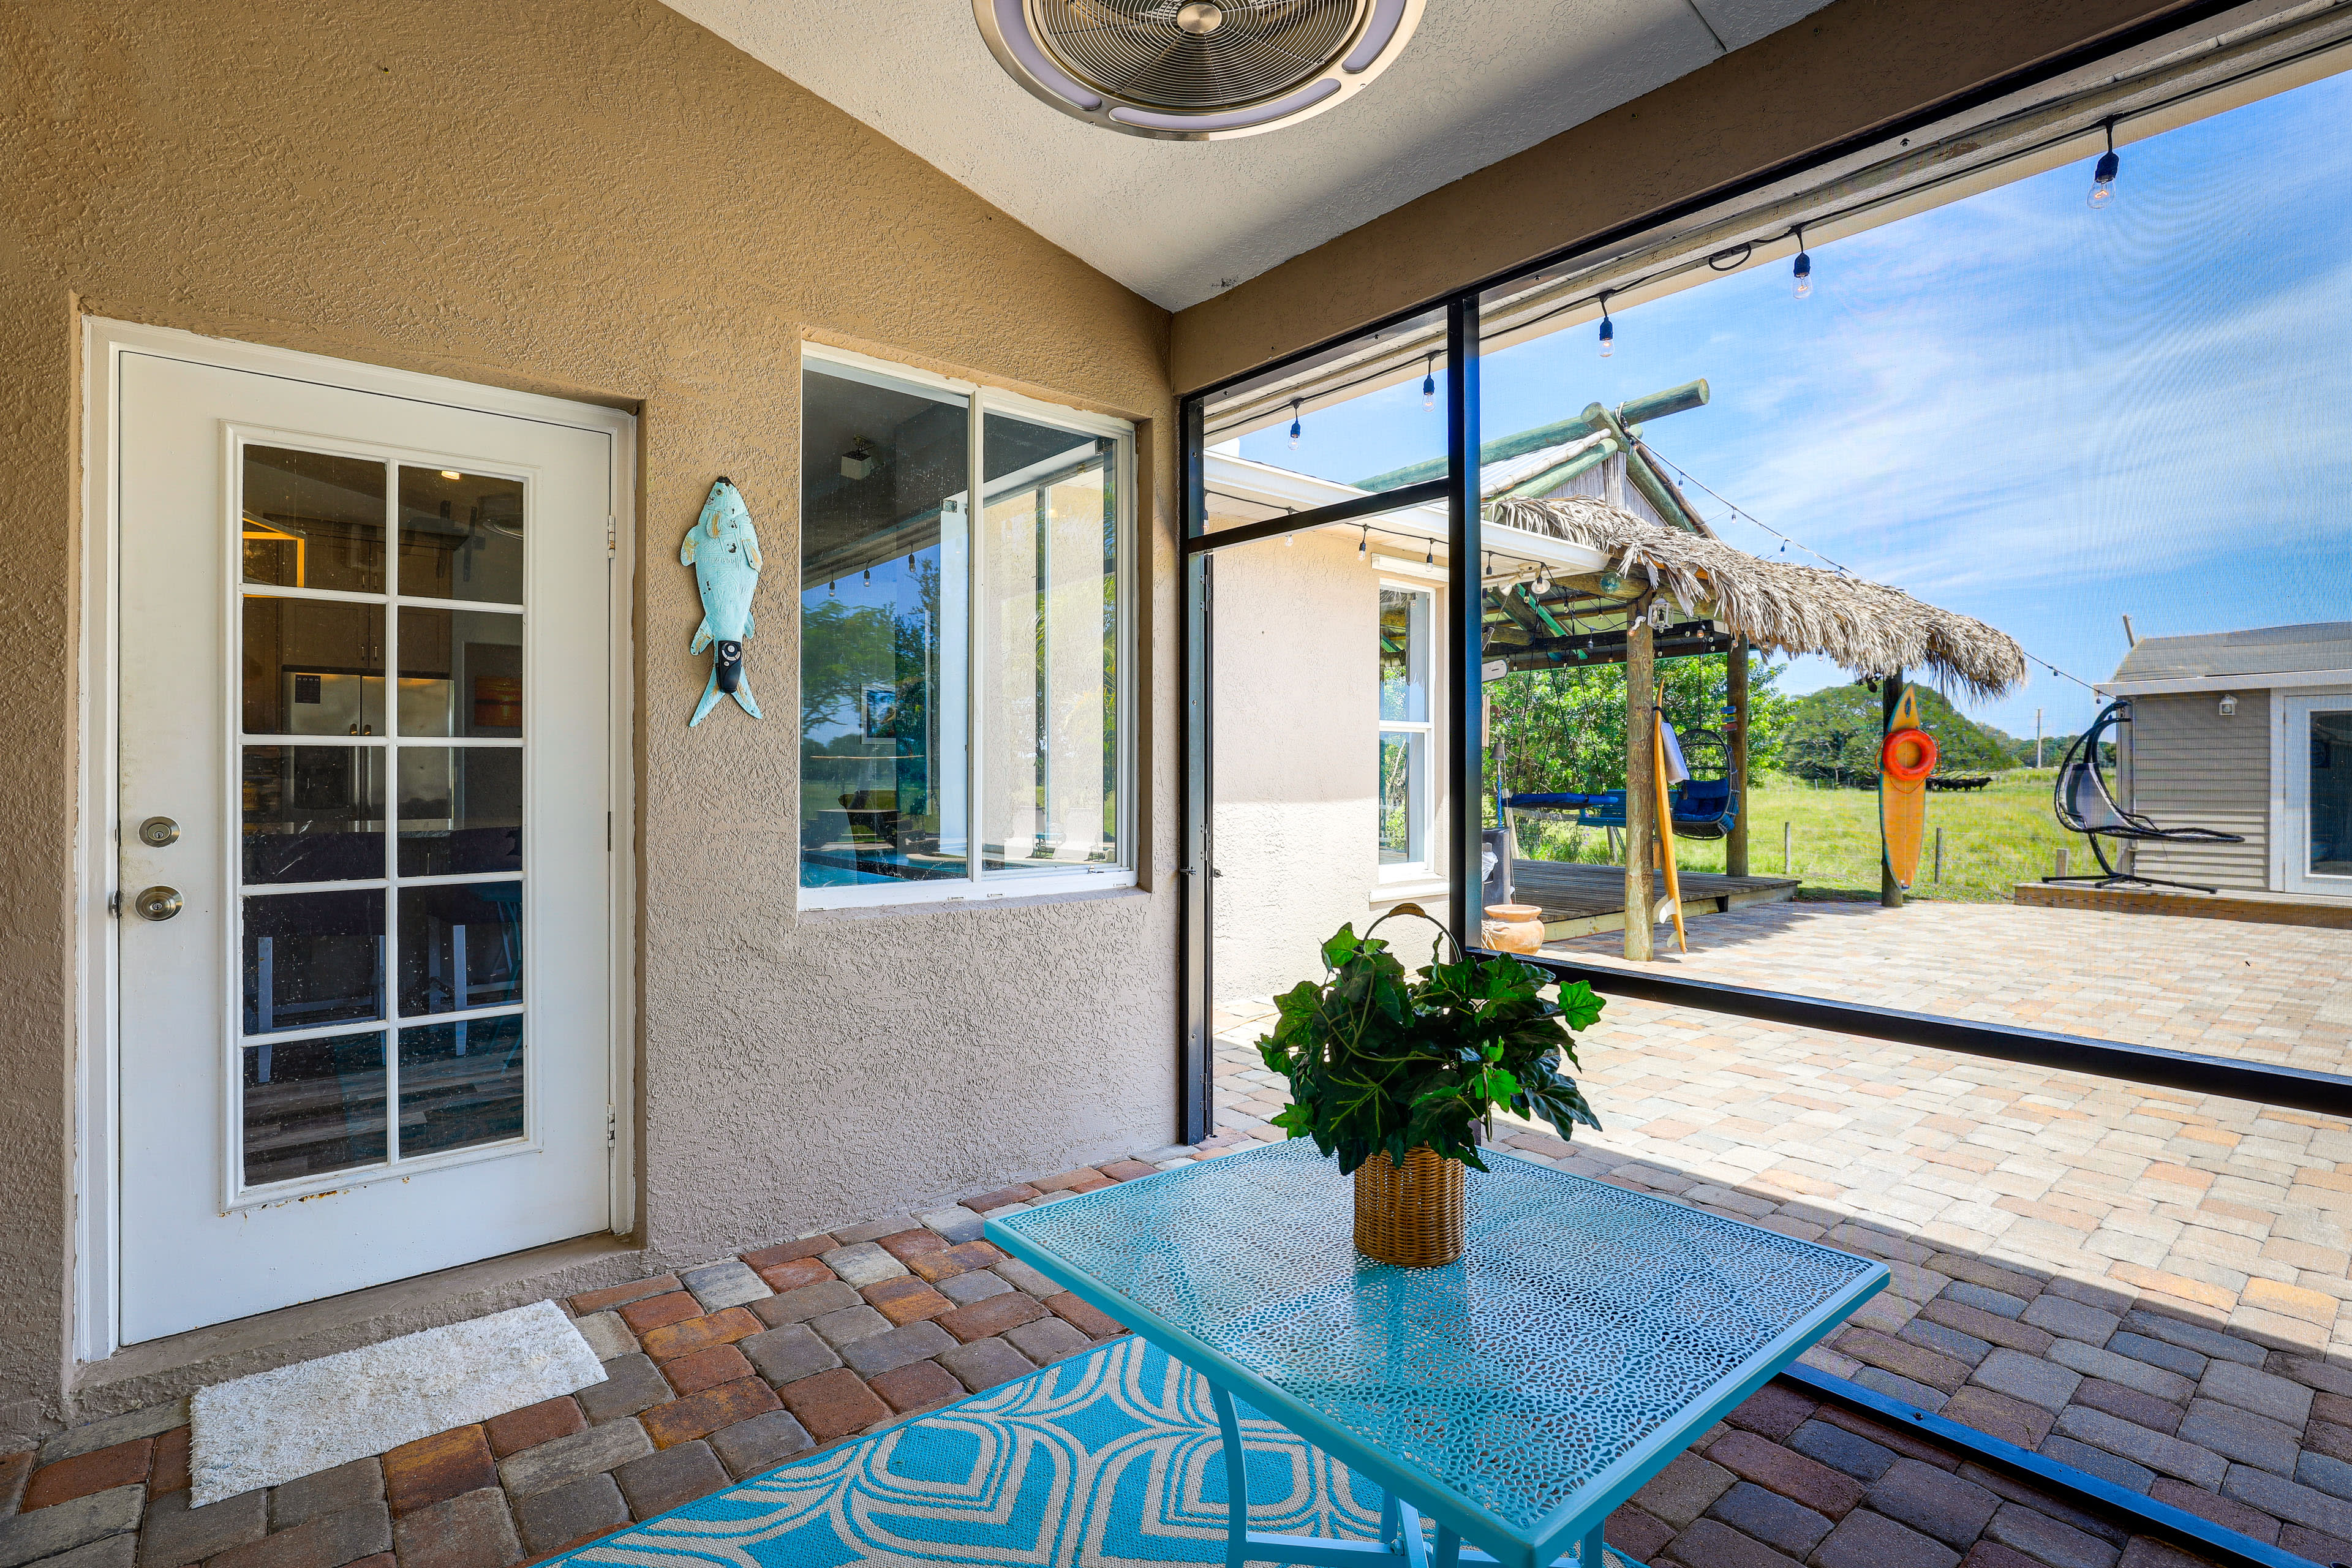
1512 769 2078 902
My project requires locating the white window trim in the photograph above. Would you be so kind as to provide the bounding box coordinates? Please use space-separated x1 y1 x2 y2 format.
1377 578 1436 884
798 343 1136 911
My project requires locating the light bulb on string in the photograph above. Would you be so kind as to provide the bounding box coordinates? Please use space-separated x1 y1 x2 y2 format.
827 580 836 595
1792 223 1813 300
862 566 871 586
1421 353 1438 410
1359 526 1368 558
1288 399 1303 450
1423 540 1434 567
1598 295 1615 359
2089 119 2119 209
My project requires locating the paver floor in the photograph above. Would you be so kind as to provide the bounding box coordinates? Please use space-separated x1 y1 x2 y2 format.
1550 896 2352 1072
17 931 2330 1568
1208 893 2352 1566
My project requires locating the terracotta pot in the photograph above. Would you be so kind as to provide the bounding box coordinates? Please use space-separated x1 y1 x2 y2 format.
1481 902 1545 954
1353 1147 1466 1267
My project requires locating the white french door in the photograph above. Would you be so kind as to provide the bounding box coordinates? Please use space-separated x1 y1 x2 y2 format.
99 330 624 1346
2285 693 2352 896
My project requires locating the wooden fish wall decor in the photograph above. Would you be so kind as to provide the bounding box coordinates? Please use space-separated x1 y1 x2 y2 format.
680 478 764 726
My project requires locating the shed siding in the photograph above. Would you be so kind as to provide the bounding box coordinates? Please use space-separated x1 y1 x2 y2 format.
2122 692 2271 890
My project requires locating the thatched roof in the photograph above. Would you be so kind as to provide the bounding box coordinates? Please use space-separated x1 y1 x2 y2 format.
1490 495 2029 701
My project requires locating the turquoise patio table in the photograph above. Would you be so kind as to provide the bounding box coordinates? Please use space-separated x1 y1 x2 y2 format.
986 1139 1886 1568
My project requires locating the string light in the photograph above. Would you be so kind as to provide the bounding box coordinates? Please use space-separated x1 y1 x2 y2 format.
1423 540 1434 567
1597 293 1615 358
1288 399 1303 449
2089 119 2119 209
862 566 871 585
1358 525 1368 557
1792 223 1813 300
827 580 836 595
1422 353 1438 410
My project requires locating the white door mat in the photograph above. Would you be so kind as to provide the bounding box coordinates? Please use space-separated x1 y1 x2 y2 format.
190 1300 605 1506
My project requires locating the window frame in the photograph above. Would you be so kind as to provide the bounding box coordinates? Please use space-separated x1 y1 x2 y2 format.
797 342 1137 911
1376 578 1436 882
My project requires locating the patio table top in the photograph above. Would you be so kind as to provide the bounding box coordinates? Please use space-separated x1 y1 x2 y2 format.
987 1139 1889 1568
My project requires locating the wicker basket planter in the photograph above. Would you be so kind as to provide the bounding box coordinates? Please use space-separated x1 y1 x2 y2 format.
1352 1146 1465 1267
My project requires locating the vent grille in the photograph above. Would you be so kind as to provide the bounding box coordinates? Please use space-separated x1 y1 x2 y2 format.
1030 0 1368 110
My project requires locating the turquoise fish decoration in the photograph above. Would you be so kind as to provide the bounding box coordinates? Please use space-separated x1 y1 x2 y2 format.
680 477 764 726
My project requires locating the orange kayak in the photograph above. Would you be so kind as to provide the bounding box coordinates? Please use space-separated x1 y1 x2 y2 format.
1879 685 1936 890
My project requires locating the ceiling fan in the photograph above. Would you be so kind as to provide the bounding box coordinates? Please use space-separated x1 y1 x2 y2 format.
974 0 1425 140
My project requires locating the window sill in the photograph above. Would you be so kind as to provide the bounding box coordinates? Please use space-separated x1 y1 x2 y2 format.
1371 877 1449 903
797 878 1144 924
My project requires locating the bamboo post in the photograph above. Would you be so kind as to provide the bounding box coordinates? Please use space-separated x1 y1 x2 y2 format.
1653 711 1687 953
1725 639 1750 877
1880 669 1906 910
1623 606 1656 960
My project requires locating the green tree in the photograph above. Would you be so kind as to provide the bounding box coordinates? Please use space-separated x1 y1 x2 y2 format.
1485 652 1794 799
1781 682 2021 788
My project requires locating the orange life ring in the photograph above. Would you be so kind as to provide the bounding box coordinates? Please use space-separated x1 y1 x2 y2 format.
1882 727 1939 782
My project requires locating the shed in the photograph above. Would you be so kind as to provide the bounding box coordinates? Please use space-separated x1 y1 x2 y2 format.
2102 622 2352 896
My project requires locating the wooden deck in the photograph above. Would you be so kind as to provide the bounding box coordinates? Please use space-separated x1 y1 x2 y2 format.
2015 880 2352 929
1508 858 1800 940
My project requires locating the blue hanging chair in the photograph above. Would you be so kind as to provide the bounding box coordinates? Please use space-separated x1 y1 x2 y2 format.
1503 728 1739 840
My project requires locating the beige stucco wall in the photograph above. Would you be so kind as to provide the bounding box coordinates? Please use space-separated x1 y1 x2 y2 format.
0 0 1175 1439
1211 533 1449 1004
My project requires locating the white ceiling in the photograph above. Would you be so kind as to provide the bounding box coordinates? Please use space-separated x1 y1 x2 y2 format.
662 0 1838 311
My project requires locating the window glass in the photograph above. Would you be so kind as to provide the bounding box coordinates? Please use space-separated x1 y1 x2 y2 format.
980 414 1120 878
800 362 971 889
798 356 1129 901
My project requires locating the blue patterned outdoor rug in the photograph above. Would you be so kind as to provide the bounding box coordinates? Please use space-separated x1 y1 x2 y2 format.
557 1336 1638 1568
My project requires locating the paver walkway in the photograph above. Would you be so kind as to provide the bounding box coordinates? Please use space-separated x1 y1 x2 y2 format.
1551 897 2352 1072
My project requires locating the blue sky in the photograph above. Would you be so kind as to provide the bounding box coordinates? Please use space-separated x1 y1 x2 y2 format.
1242 70 2352 740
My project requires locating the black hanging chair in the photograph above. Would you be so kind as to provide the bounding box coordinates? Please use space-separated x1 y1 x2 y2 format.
2048 699 2244 894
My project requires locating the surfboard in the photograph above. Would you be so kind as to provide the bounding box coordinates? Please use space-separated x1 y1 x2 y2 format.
1880 684 1932 890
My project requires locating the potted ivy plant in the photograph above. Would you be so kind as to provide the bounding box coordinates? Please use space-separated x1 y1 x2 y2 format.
1257 903 1604 1267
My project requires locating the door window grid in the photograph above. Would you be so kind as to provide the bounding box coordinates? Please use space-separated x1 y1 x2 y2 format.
234 440 528 1194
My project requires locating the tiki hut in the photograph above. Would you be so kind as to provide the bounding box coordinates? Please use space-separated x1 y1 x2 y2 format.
1483 494 2028 959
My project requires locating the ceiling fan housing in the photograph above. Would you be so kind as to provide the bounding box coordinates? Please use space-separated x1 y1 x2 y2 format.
974 0 1426 141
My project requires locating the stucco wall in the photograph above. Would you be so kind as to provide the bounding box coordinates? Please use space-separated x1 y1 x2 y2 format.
0 0 1174 1438
1210 533 1449 1003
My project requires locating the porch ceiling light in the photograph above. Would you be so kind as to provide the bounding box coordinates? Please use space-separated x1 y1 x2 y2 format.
974 0 1425 141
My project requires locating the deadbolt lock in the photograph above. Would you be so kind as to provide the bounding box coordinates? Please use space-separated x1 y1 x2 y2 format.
138 816 180 848
134 886 183 921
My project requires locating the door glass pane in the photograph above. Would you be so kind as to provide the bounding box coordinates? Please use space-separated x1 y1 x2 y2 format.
241 1031 388 1185
398 880 522 1015
800 361 972 888
1380 731 1425 865
1380 587 1428 722
243 597 384 735
398 1016 525 1155
397 748 522 876
243 889 385 1033
396 607 522 737
398 467 526 604
243 746 385 884
242 447 386 593
2315 712 2352 877
980 413 1119 877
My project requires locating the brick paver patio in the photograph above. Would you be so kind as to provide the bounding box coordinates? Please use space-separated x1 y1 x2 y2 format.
20 900 2345 1568
1211 896 2352 1566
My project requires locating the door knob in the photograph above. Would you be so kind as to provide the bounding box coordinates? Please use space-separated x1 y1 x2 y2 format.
134 886 183 921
